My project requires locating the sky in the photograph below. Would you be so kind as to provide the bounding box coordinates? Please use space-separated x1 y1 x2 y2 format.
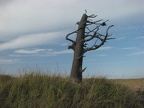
0 0 144 78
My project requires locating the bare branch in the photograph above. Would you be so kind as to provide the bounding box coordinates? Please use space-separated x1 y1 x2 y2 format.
81 67 87 73
88 14 97 18
66 23 86 43
106 37 115 40
66 24 86 43
85 26 91 33
75 22 80 25
85 34 93 38
85 26 99 34
86 19 103 26
94 19 103 23
66 30 78 51
84 25 114 52
101 20 109 26
83 28 99 42
85 10 87 14
66 31 77 43
68 42 76 50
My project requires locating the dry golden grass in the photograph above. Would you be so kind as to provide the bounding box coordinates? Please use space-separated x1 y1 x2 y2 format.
112 78 144 92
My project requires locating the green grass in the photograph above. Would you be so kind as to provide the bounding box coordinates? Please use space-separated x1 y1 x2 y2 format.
0 73 144 108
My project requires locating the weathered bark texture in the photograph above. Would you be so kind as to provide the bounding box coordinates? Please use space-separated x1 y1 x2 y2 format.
70 14 87 83
66 13 113 83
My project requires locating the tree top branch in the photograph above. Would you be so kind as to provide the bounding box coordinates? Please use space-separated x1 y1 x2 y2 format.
84 25 114 52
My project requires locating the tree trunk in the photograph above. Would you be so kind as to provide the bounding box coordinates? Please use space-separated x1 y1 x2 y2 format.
66 13 114 83
70 14 88 83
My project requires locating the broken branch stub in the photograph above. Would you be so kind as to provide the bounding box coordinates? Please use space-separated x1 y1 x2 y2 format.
66 12 114 83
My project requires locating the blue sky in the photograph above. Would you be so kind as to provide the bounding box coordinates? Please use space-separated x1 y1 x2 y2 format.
0 0 144 78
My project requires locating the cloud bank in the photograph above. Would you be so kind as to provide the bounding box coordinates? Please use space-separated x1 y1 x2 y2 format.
0 32 64 51
1 0 144 40
14 48 73 56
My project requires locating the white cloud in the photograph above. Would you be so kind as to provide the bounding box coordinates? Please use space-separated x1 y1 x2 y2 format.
0 0 143 77
61 43 69 46
129 51 144 56
97 46 113 51
121 47 138 50
13 48 73 56
0 0 13 6
0 0 78 40
15 48 46 54
0 32 64 51
0 0 143 52
0 58 20 64
0 0 143 41
47 49 73 55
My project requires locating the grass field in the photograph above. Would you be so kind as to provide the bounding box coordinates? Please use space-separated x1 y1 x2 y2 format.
111 79 144 95
0 73 144 108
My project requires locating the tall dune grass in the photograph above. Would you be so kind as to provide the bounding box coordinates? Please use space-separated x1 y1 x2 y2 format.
0 73 143 108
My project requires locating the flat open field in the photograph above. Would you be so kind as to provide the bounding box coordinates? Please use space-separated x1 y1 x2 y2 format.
112 78 144 92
